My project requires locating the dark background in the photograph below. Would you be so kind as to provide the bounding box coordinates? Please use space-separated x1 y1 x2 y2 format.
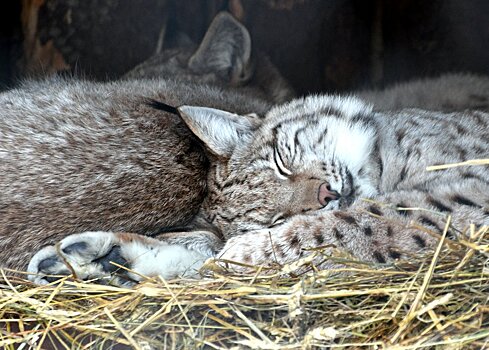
2 0 489 94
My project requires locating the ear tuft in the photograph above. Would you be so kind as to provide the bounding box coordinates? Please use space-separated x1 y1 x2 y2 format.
177 106 253 157
188 12 252 84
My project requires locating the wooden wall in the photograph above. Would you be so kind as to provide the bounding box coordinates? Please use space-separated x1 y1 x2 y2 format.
2 0 489 94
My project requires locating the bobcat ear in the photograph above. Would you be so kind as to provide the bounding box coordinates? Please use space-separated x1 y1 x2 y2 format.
178 106 253 158
188 12 252 84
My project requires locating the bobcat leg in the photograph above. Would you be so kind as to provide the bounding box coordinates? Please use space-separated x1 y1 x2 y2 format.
28 230 221 286
218 186 489 271
218 197 447 271
218 212 411 272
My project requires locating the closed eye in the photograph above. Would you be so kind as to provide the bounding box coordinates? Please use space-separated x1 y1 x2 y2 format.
273 147 292 179
269 213 286 227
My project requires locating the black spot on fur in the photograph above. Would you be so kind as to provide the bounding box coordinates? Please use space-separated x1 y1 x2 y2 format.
368 205 383 216
373 140 384 178
455 123 467 135
427 197 452 213
396 129 406 144
461 172 488 184
316 126 328 144
373 251 386 263
358 166 366 177
471 111 488 127
396 203 411 217
399 165 407 182
333 211 358 226
289 235 300 248
293 126 306 147
474 145 485 155
38 256 61 272
332 227 343 241
418 216 440 231
351 113 378 130
455 146 468 160
451 195 480 208
317 107 341 117
388 249 401 260
363 226 373 236
378 154 384 178
386 227 394 237
344 168 355 194
314 230 325 245
413 234 426 248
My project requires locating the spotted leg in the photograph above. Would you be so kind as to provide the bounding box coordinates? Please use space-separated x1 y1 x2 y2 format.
217 188 488 271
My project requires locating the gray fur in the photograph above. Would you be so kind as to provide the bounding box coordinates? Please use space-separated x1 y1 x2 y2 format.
358 73 489 112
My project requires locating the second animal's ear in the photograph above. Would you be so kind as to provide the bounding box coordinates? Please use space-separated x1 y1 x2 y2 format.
188 12 252 84
177 105 254 158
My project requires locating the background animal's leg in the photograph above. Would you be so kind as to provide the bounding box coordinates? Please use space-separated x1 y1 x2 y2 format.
28 230 222 286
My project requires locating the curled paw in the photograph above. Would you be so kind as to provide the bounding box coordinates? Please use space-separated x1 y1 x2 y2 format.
27 231 136 286
28 231 214 286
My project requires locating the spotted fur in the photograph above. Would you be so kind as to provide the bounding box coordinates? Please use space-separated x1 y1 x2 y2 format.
190 96 489 269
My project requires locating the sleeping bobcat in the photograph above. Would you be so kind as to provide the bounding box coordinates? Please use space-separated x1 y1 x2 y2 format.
0 11 295 275
29 94 489 285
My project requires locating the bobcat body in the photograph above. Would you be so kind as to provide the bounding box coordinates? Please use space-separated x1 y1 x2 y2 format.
29 94 489 285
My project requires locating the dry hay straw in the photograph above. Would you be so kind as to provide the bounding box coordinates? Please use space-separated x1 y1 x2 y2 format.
1 159 488 349
0 223 487 350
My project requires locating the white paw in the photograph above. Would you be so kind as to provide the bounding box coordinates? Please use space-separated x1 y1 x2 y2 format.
28 231 213 286
27 231 134 286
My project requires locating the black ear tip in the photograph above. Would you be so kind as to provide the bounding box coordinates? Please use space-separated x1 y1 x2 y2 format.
146 99 179 115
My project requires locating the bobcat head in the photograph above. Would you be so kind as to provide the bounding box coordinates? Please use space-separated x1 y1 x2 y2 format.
177 95 381 237
125 12 294 103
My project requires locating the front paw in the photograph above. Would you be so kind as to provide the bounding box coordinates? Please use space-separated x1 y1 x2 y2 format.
27 231 135 286
28 231 215 286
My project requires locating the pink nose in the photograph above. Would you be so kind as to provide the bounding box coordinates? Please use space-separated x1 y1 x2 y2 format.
318 182 340 206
